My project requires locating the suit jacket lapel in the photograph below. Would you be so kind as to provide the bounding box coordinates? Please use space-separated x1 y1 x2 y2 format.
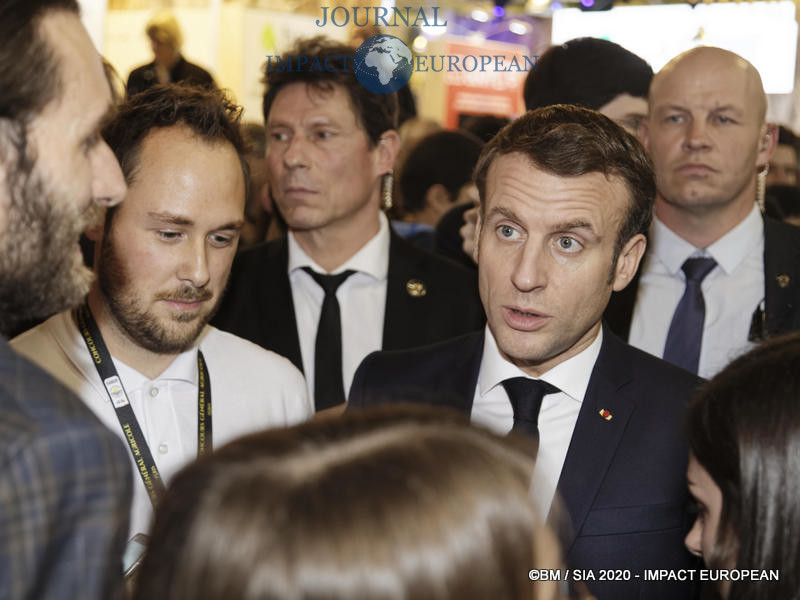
763 216 800 337
555 328 636 551
383 231 424 350
437 330 484 413
265 238 303 372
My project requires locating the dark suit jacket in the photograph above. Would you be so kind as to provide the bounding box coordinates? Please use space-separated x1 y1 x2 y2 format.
0 337 132 600
213 232 485 375
605 215 800 342
349 327 700 600
125 56 214 98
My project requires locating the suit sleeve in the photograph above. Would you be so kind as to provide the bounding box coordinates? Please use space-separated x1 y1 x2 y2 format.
0 418 132 600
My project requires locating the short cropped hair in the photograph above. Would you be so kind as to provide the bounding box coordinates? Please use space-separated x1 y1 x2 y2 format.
687 333 800 600
134 405 546 600
262 36 398 146
474 104 655 264
102 84 247 211
399 130 483 214
0 0 79 168
523 37 653 111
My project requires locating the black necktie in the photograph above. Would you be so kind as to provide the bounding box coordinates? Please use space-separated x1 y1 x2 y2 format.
501 377 561 441
303 267 356 411
662 257 717 374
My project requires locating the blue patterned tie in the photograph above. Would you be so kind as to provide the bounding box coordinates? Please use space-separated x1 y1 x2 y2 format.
663 257 717 374
501 377 560 442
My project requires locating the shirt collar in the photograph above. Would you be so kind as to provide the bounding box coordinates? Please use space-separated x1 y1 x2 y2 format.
287 212 390 280
114 338 201 390
651 204 763 276
64 309 203 392
478 324 603 403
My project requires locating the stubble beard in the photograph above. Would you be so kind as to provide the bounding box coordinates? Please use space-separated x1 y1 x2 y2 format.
97 230 218 355
0 161 98 337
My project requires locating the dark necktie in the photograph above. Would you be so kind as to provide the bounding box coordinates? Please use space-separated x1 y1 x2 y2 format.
501 377 561 441
303 267 356 411
662 257 717 374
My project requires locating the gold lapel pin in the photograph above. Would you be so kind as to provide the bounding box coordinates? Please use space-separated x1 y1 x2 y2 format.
598 409 613 421
406 279 427 297
777 273 791 289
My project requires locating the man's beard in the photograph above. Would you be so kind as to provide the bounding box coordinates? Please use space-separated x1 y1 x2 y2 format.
0 163 100 337
97 229 218 355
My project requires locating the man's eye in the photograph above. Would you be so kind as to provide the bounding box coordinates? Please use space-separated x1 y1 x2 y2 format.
157 231 182 242
716 115 733 124
497 225 519 239
209 233 236 247
269 131 288 142
666 114 684 124
556 236 581 252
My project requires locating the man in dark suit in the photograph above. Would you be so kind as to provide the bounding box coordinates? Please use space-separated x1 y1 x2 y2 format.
0 1 131 598
350 106 699 599
213 37 484 413
125 11 214 98
606 47 800 378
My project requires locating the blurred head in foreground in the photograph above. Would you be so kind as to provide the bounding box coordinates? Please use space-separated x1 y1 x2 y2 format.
135 405 566 600
686 333 800 599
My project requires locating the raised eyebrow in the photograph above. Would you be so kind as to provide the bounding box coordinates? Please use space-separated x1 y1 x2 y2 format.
551 219 597 237
486 205 522 223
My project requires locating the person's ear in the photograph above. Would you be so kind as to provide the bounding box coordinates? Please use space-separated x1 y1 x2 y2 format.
425 184 451 214
756 123 779 168
612 233 647 292
375 130 400 176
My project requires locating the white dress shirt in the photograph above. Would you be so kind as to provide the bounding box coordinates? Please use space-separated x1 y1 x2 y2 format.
288 212 389 401
12 311 312 536
471 325 603 520
629 205 763 378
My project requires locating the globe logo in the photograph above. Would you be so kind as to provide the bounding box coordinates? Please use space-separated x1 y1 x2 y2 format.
354 34 413 94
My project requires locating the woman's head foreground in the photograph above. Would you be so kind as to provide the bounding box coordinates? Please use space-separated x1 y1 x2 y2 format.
686 333 800 600
134 405 565 600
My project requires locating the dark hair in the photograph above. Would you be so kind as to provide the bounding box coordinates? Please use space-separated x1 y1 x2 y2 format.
399 130 483 214
687 333 800 600
0 0 79 171
777 125 799 151
474 104 655 265
262 36 398 146
523 38 653 111
102 84 248 217
134 405 550 600
460 114 511 144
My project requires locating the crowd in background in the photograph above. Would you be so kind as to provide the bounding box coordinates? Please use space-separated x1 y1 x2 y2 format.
2 2 800 600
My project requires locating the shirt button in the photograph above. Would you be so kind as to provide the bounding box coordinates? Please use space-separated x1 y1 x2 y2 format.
158 443 169 454
149 387 159 397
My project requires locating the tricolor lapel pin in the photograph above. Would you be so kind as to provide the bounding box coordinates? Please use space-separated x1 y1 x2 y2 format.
598 409 613 421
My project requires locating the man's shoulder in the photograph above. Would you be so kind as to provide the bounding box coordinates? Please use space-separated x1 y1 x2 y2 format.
765 215 800 251
363 330 483 372
350 330 483 411
0 337 117 455
201 326 304 380
389 232 477 286
599 329 703 395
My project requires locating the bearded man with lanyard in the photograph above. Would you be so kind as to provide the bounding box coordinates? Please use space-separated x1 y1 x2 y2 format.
12 85 312 542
